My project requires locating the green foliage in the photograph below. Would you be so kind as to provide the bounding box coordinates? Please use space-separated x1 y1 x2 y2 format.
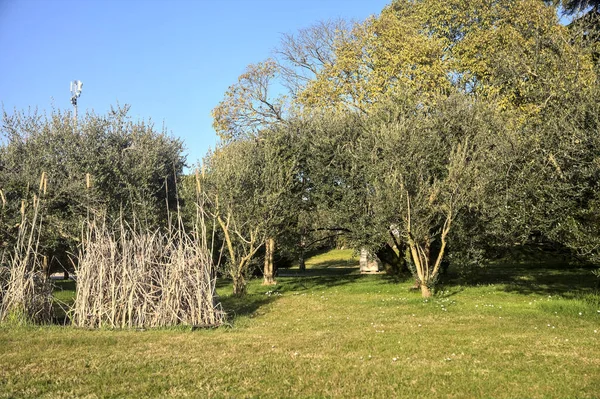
203 128 302 294
0 106 185 273
210 1 600 293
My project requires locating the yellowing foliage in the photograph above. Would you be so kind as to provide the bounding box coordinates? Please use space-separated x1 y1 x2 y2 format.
211 59 286 142
298 0 597 120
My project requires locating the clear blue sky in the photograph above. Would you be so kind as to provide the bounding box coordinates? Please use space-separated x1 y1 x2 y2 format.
0 0 390 168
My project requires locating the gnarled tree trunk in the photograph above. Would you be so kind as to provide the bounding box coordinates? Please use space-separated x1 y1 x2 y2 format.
375 243 408 275
263 237 276 285
420 284 432 297
233 274 247 297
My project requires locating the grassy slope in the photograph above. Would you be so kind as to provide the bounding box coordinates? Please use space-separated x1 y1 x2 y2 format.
1 249 599 398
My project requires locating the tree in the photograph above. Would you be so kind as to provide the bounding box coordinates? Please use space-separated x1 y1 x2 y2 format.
211 59 287 142
203 140 266 296
0 106 185 275
208 0 600 293
275 19 350 98
366 93 505 296
297 2 453 113
260 126 305 284
291 111 409 275
298 0 596 116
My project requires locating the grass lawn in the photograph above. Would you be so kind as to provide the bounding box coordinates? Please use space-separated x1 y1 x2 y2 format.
1 249 599 398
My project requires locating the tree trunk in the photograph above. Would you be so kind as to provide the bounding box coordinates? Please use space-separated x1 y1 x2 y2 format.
233 274 247 297
263 237 276 285
298 250 306 272
298 235 306 272
420 284 432 297
42 256 49 277
375 243 408 275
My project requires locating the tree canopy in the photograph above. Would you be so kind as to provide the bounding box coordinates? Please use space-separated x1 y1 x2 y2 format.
208 0 600 296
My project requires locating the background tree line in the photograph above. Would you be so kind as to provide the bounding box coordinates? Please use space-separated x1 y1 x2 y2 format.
1 0 598 298
208 0 600 296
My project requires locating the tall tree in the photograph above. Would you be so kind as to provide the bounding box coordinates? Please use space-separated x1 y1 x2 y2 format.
204 129 299 294
211 59 287 143
275 19 350 98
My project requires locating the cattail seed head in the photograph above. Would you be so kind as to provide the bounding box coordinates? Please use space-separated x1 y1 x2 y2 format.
39 172 47 195
195 169 201 194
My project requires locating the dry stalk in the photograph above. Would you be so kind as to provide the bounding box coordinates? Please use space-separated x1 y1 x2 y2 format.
72 216 224 329
0 177 53 325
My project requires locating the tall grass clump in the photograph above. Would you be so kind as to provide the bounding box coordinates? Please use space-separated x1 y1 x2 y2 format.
72 173 225 329
72 218 224 329
0 174 53 325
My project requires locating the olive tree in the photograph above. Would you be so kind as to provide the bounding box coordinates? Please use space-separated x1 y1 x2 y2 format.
0 106 185 275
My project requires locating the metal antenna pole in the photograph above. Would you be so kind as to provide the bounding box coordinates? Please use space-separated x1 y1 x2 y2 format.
70 80 83 130
73 100 78 123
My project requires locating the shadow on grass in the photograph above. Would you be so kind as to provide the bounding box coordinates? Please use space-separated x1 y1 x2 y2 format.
442 260 598 298
216 258 367 322
217 294 278 323
281 270 364 292
53 279 76 292
278 252 365 292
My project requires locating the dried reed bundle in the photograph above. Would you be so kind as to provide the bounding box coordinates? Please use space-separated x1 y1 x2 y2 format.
71 218 224 329
0 186 53 325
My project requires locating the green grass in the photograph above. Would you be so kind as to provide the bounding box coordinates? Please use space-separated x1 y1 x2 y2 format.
50 280 76 324
1 249 599 398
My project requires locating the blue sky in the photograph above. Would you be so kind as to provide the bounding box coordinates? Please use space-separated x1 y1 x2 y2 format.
0 0 390 168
